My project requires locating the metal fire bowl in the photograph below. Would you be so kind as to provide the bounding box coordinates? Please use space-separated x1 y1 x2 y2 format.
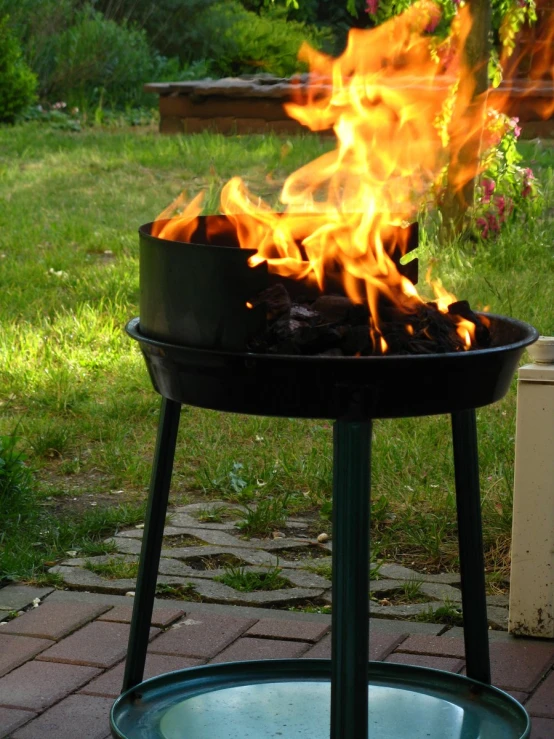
110 659 530 739
126 314 538 420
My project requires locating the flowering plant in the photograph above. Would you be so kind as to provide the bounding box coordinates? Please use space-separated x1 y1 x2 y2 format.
472 111 541 239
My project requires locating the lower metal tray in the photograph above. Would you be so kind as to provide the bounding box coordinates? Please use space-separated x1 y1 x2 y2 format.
110 659 530 739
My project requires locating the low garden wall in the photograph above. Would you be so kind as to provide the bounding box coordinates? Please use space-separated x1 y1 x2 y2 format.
145 75 554 139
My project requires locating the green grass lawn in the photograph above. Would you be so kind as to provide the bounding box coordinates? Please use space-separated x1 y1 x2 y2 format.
0 123 553 584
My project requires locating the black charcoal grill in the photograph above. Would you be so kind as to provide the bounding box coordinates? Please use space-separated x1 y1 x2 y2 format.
110 220 538 739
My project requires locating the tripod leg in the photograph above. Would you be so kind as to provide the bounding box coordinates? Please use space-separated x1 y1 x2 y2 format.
122 397 181 693
451 409 491 685
331 419 372 739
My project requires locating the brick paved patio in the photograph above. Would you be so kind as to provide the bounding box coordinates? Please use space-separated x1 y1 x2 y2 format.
0 585 552 739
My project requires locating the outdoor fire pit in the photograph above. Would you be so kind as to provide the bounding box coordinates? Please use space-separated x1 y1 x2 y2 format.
111 6 540 737
109 221 537 739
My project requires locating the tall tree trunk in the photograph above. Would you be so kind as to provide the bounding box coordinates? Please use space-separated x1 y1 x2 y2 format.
439 0 491 240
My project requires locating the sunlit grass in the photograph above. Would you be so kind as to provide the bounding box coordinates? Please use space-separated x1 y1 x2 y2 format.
0 123 552 581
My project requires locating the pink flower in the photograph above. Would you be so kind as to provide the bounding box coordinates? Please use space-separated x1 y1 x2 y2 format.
476 217 489 239
366 0 379 13
482 178 495 203
425 15 440 33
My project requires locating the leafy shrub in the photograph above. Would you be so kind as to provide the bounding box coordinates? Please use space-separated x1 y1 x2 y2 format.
91 0 221 62
195 1 332 78
0 15 37 122
33 7 163 108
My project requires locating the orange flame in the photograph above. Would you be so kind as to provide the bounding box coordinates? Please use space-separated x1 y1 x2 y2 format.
154 2 508 350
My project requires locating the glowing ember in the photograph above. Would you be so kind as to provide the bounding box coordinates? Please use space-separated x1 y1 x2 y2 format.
152 1 514 354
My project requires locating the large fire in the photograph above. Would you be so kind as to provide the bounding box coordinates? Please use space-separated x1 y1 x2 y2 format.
152 1 548 355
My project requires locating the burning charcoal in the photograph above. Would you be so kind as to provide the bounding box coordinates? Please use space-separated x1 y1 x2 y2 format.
291 324 343 354
340 325 371 355
348 302 370 326
251 283 291 320
447 300 491 347
312 295 357 324
271 317 306 341
290 304 320 323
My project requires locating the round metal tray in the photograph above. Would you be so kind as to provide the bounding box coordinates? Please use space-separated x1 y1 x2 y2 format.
110 659 530 739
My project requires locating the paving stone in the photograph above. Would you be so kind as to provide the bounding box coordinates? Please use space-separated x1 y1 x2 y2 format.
168 512 237 531
0 661 100 711
0 585 53 611
489 642 554 692
531 717 554 739
275 569 331 589
0 635 52 678
385 653 464 672
97 605 184 628
369 602 434 618
81 654 203 698
106 537 142 555
210 636 310 663
443 626 514 642
182 576 324 607
166 545 279 567
487 605 509 630
0 610 11 622
369 579 406 594
525 669 554 718
48 565 138 594
369 618 443 636
0 602 111 640
149 612 256 659
246 618 330 643
303 632 406 661
0 707 35 739
12 694 113 739
395 635 466 659
36 621 159 669
57 554 138 569
419 582 463 603
486 594 510 608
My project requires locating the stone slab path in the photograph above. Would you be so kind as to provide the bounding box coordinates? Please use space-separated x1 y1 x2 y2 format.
0 585 553 738
49 501 510 629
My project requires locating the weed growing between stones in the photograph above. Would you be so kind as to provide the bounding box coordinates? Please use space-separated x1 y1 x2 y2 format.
215 564 289 592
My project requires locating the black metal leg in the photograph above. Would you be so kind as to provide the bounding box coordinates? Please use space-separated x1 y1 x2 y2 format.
451 409 491 685
331 420 372 739
122 397 181 693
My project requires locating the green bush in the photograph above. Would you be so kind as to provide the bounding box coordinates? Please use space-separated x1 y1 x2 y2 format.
0 16 37 122
32 7 164 108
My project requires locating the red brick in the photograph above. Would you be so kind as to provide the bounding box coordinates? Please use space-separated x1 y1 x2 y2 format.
531 717 554 739
0 603 110 641
396 635 466 659
36 621 159 669
526 669 554 718
211 637 309 663
12 695 112 739
0 635 52 678
149 612 256 659
245 618 330 643
97 605 184 628
490 642 554 693
0 707 35 739
303 632 406 661
386 653 464 672
0 661 100 711
81 654 204 698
